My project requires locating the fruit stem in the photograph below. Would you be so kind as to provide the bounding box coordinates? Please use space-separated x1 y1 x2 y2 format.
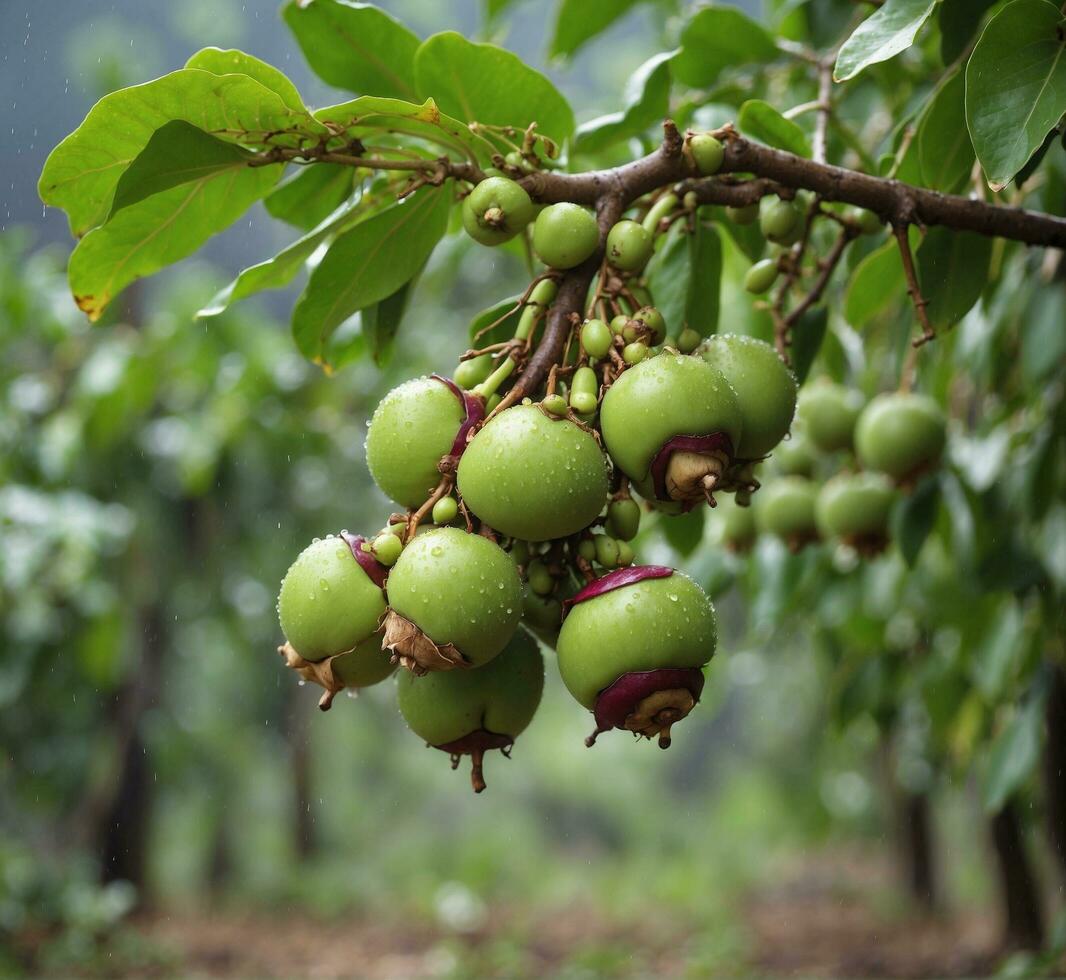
473 356 517 399
514 277 560 340
641 192 679 235
470 749 487 793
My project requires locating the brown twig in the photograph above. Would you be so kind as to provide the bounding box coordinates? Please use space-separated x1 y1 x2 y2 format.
813 60 833 165
892 224 934 392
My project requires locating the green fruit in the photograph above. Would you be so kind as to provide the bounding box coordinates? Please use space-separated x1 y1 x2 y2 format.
385 527 522 668
582 319 613 359
677 328 701 354
816 471 896 544
632 306 667 345
726 203 759 225
600 353 742 498
533 202 599 269
371 532 403 566
772 429 816 478
462 176 534 245
760 197 801 243
278 536 386 662
754 476 819 548
527 559 555 596
432 495 459 525
457 405 609 541
855 392 946 482
610 314 630 335
330 634 395 689
689 133 725 175
556 568 716 746
606 220 653 271
700 334 797 459
541 393 568 417
607 498 641 541
714 494 757 553
594 534 619 567
397 629 543 792
797 380 864 453
623 342 647 365
615 540 635 566
744 258 779 294
454 353 494 390
366 377 465 507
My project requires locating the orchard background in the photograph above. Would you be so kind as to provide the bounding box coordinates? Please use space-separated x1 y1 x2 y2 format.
2 0 1066 977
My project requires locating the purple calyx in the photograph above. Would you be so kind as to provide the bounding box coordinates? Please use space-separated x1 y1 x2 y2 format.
562 565 674 618
431 374 486 458
341 532 388 589
589 667 706 749
649 432 734 501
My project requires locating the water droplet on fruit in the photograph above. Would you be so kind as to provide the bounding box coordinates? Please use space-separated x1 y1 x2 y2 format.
319 579 330 592
431 546 443 557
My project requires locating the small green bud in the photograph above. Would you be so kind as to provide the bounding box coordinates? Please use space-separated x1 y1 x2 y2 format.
594 535 620 567
432 495 459 525
527 559 555 596
689 133 725 175
677 328 701 354
581 318 613 359
578 539 597 561
622 342 647 365
570 391 598 415
632 306 666 345
454 353 495 390
541 393 569 417
371 532 403 566
607 498 641 541
610 314 630 336
615 540 635 566
744 258 780 295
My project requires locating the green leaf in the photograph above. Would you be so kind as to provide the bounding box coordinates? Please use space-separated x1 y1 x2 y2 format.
265 164 356 230
414 32 575 143
184 47 307 112
573 51 673 155
917 226 992 329
282 0 420 101
738 99 811 157
69 161 283 321
291 186 451 366
550 0 643 58
108 121 256 216
891 473 940 565
844 238 905 327
971 601 1024 702
688 221 722 337
469 295 524 346
982 685 1047 811
966 0 1066 190
660 507 706 557
833 0 939 82
39 69 318 237
917 70 974 192
673 5 780 89
645 222 692 338
1022 285 1066 383
362 277 417 365
939 0 998 64
789 307 828 384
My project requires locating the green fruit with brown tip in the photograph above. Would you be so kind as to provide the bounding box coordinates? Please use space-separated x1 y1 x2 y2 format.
855 392 946 483
700 334 797 459
457 405 609 541
366 377 466 508
632 306 667 344
278 536 386 662
760 197 801 243
397 629 543 792
606 219 653 271
816 471 896 546
330 635 395 689
385 527 522 669
533 202 599 269
797 380 864 453
462 176 535 245
754 476 819 548
689 133 725 175
744 258 779 294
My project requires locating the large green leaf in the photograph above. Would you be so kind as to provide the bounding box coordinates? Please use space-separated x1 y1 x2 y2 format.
645 220 722 338
361 277 417 365
550 0 643 58
982 684 1047 811
468 295 524 346
738 99 811 157
39 69 318 237
833 0 939 82
939 0 998 64
291 186 451 366
69 162 283 321
414 32 575 143
917 226 992 329
789 307 828 384
917 70 974 192
844 238 905 327
264 163 356 230
965 0 1066 190
673 6 780 88
573 52 673 155
688 222 722 337
184 47 307 112
282 0 420 101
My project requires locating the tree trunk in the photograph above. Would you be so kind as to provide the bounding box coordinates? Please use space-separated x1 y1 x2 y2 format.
285 684 316 860
989 801 1045 951
901 791 937 910
1043 662 1066 886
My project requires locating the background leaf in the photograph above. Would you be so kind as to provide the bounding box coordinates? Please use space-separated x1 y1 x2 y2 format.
939 0 998 64
844 238 904 327
265 164 357 231
891 473 940 566
917 70 974 192
673 6 779 88
573 52 673 155
549 0 644 58
982 682 1047 812
789 307 828 384
738 99 811 157
834 0 938 82
917 227 992 329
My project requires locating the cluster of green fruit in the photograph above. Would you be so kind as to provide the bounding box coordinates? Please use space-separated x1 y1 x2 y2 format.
713 380 948 556
273 134 942 792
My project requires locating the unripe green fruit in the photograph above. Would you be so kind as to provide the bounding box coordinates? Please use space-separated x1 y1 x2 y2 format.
330 634 395 688
432 495 459 525
632 306 667 345
797 380 864 453
454 353 494 390
533 202 599 269
760 197 801 242
623 342 647 365
689 133 725 175
371 532 403 566
601 354 742 485
607 498 641 541
714 494 757 553
556 570 715 710
366 377 465 508
462 176 535 246
677 328 701 354
457 405 609 541
615 540 635 566
570 391 598 414
527 559 555 596
278 536 386 662
700 334 797 459
386 527 522 667
594 535 619 567
816 471 896 543
610 314 630 335
397 629 543 792
581 319 613 359
744 258 779 295
726 203 759 225
773 429 816 478
606 220 654 272
855 392 946 482
541 393 568 417
578 538 597 561
754 476 819 547
523 590 562 635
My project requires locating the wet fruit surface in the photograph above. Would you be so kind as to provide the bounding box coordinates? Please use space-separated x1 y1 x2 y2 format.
533 202 599 269
329 634 395 688
855 392 946 482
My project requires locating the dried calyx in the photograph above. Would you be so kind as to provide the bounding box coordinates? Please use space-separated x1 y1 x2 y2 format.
649 433 734 505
